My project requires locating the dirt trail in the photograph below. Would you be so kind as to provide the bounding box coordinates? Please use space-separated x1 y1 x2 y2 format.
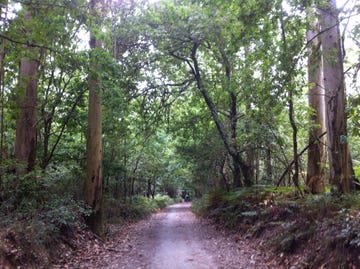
104 203 276 269
150 203 215 269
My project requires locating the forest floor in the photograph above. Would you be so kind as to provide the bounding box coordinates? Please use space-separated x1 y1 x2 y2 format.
53 202 283 269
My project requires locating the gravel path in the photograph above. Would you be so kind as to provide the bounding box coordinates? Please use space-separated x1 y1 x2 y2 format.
104 203 277 269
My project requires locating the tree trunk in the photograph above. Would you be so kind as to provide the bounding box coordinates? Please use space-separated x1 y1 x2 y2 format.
190 43 252 187
265 143 272 182
255 149 260 185
14 11 39 175
151 178 156 199
280 8 300 191
40 89 85 170
229 90 243 188
289 90 300 190
146 178 151 198
0 0 7 179
219 155 230 191
245 104 255 186
320 0 351 194
0 38 5 167
306 13 326 194
85 0 104 237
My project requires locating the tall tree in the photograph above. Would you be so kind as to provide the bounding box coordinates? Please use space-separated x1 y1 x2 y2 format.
14 10 39 174
85 0 104 237
306 10 326 194
145 1 279 187
0 1 7 166
189 42 253 187
320 0 351 193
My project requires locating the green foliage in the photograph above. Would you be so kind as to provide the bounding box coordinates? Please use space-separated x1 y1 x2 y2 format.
1 173 51 214
1 194 91 247
0 0 359 266
297 194 360 221
104 194 174 223
38 196 91 234
0 165 90 249
196 185 360 264
193 188 259 227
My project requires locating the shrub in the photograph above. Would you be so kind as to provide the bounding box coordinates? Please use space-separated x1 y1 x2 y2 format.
152 194 171 210
104 194 174 223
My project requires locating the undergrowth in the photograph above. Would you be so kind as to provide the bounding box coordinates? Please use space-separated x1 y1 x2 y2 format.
104 194 179 223
0 167 91 268
193 186 360 269
0 164 180 268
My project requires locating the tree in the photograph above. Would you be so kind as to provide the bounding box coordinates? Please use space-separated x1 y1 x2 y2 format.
145 1 280 188
35 1 88 170
320 0 352 193
14 10 39 174
306 8 326 194
85 0 104 237
0 1 7 167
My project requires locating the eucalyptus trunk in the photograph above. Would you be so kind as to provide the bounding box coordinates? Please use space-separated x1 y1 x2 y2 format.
320 0 351 193
85 0 104 237
14 11 39 174
0 38 5 166
306 13 326 194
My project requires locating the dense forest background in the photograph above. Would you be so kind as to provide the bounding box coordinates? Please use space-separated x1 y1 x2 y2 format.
0 0 360 267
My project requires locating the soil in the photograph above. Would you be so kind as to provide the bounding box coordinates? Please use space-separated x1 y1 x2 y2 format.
54 203 283 269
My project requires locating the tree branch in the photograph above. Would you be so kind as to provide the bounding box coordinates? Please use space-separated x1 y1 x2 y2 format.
276 131 327 187
0 33 59 53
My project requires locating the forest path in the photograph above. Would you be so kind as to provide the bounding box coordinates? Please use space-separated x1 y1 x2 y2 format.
147 203 215 269
104 202 275 269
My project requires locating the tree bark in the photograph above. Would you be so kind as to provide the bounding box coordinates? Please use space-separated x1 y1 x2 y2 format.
320 0 351 193
0 38 5 167
289 90 300 189
219 155 230 191
0 0 6 170
277 132 327 187
15 10 39 174
85 0 104 237
280 8 300 191
306 13 326 194
245 104 255 186
265 143 272 181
